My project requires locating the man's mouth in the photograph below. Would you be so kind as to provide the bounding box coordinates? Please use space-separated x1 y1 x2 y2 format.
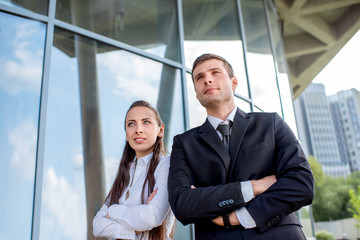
204 87 218 94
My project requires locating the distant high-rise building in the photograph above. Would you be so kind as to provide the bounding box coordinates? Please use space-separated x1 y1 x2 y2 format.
328 89 360 172
294 83 351 177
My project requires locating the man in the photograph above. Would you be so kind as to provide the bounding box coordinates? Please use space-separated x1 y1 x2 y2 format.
168 53 314 239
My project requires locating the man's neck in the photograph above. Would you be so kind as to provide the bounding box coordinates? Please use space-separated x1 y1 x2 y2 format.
206 102 235 121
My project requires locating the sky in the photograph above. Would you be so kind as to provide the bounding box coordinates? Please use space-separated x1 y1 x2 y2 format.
313 30 360 96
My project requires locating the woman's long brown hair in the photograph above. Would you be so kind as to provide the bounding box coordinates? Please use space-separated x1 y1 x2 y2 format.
105 100 166 240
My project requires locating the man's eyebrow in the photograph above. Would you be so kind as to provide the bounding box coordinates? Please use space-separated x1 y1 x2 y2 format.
194 72 204 79
209 67 221 71
194 67 221 79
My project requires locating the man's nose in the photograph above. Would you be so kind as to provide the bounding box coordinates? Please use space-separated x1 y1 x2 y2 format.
204 74 212 84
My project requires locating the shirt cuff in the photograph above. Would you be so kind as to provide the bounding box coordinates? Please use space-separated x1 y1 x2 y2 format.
113 229 136 240
235 207 256 229
241 181 254 203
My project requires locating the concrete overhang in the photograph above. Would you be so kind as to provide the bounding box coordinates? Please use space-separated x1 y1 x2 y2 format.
275 0 360 98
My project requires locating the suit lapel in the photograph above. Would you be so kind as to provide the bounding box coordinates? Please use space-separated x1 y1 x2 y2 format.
228 108 250 180
199 119 231 170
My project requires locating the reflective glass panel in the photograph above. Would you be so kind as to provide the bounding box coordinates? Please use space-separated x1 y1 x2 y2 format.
186 73 207 129
0 11 45 239
0 0 48 15
39 27 185 240
182 0 249 98
56 0 180 61
235 97 251 113
240 0 282 114
267 1 298 134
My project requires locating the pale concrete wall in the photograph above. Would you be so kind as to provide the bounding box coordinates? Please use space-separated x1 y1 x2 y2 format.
315 218 360 239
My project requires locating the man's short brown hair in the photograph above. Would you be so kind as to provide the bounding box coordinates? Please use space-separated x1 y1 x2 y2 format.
191 53 234 81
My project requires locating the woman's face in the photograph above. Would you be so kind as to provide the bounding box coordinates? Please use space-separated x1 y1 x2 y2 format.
125 106 164 159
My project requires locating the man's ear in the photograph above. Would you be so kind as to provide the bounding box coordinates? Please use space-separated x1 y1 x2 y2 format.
231 76 238 92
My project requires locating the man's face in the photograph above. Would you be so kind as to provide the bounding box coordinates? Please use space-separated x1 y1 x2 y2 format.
192 59 237 108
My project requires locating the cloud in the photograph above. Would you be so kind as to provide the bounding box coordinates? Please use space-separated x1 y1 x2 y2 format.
0 21 44 95
41 167 86 239
72 152 84 170
97 50 160 101
9 119 37 180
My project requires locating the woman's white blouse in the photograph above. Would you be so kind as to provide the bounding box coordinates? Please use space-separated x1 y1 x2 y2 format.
93 154 175 240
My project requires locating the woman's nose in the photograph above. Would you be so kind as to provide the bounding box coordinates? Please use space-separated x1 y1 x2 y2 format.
135 125 143 133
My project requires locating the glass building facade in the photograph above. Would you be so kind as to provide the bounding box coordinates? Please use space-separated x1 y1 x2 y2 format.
0 0 313 239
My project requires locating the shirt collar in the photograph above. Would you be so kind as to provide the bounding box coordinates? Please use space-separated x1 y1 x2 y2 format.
207 107 237 130
136 152 154 164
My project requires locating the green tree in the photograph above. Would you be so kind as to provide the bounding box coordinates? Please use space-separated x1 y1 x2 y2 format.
308 156 353 221
349 186 360 228
315 230 335 240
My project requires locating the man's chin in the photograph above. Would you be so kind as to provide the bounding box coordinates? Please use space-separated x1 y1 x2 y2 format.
198 98 221 108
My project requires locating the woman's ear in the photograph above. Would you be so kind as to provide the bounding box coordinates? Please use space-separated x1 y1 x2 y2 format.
158 123 165 137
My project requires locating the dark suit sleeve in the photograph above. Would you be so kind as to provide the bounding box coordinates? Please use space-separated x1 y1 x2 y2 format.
168 135 245 225
246 113 314 232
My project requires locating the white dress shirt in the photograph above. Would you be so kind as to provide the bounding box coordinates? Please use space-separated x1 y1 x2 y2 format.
207 107 256 229
93 153 175 239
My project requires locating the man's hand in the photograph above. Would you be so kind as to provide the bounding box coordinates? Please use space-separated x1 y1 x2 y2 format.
251 175 277 197
146 188 158 204
212 211 240 226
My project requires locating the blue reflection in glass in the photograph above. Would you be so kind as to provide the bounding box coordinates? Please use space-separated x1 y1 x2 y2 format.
39 28 185 239
0 11 46 239
39 46 87 240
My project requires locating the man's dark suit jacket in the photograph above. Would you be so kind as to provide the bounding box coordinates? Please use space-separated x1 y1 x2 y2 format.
168 108 314 240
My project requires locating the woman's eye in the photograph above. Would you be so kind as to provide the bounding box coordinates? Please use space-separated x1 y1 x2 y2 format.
144 120 151 125
128 122 135 127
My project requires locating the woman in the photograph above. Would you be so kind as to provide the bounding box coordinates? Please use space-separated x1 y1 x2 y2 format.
93 100 174 240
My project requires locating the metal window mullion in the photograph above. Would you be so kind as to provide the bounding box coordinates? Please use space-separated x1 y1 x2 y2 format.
176 0 190 132
236 0 254 112
262 0 284 118
31 0 57 239
53 19 183 70
0 3 48 22
176 0 195 238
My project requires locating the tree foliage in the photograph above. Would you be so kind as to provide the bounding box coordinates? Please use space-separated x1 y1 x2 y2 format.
308 156 360 222
349 186 360 228
315 230 335 240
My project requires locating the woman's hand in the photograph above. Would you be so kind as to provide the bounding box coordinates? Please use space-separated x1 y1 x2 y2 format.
146 188 158 204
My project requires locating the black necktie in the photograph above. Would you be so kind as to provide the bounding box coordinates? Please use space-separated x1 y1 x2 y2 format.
217 123 230 150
